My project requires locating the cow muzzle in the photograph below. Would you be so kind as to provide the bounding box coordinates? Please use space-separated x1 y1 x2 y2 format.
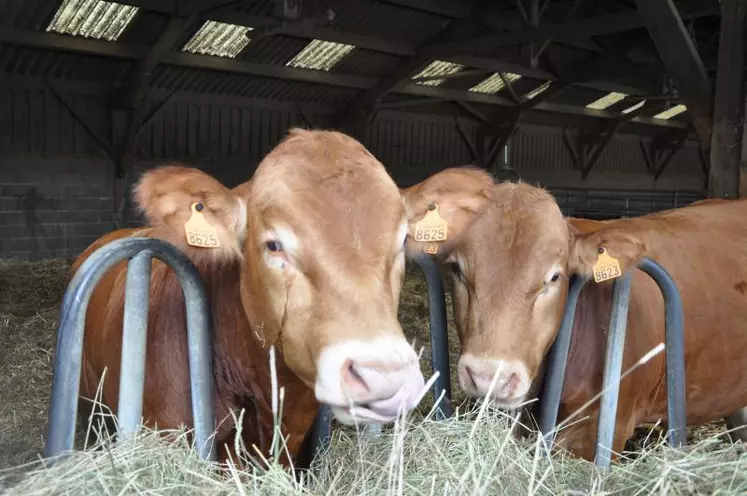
458 355 531 410
314 337 426 424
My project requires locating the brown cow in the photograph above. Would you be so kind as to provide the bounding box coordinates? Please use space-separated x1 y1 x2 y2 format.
74 128 474 467
403 167 747 461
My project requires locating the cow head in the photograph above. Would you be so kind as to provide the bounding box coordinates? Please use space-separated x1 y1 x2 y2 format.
134 128 427 425
402 168 647 409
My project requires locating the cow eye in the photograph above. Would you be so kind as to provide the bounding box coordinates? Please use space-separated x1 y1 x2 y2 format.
549 272 561 283
266 240 283 253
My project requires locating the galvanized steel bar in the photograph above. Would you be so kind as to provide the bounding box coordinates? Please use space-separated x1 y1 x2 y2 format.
538 274 589 444
46 237 216 463
594 272 633 467
117 251 153 441
413 254 453 419
637 257 687 447
310 404 333 455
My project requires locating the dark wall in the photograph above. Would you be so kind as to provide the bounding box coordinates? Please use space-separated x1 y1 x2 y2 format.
0 81 706 259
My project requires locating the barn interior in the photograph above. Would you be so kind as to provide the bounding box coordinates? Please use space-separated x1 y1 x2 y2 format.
0 0 742 260
0 0 745 481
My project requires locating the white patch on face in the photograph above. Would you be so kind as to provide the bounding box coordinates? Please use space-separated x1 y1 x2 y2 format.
234 197 248 242
314 336 425 424
395 218 408 252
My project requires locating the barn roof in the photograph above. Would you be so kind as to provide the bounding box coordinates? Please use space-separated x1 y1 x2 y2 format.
0 0 722 138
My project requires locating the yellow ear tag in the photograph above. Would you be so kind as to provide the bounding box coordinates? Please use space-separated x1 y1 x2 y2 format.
592 247 622 283
184 203 220 249
423 243 439 255
414 203 448 254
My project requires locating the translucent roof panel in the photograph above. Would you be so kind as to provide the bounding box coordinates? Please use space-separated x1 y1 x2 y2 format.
46 0 139 41
182 21 253 58
469 72 522 94
412 60 465 87
286 40 355 71
654 104 687 120
586 91 627 110
622 100 646 114
523 81 552 100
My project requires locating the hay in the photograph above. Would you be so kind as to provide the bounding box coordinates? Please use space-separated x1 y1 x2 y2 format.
3 408 745 495
0 257 742 495
0 258 71 471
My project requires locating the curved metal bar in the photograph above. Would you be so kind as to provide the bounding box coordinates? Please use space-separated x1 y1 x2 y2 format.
637 257 687 447
46 237 216 463
594 272 633 468
538 274 589 443
309 404 333 456
412 254 453 419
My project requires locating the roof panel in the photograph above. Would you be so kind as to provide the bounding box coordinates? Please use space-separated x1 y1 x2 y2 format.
469 72 522 94
653 104 687 120
46 0 139 42
412 60 465 87
586 91 627 110
182 20 253 58
523 81 552 100
286 39 355 71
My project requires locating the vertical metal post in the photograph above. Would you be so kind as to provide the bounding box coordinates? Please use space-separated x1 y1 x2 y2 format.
413 255 453 419
117 251 153 440
594 272 633 468
310 404 333 455
538 274 589 444
638 258 687 447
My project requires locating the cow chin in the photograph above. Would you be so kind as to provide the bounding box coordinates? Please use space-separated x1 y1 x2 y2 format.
313 336 426 425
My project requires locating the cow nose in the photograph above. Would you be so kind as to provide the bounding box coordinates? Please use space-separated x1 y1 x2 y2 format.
314 337 426 424
458 355 531 408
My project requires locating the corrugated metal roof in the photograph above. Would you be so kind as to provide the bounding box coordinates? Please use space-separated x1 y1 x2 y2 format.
469 72 522 94
0 43 131 81
182 21 253 58
412 61 465 87
654 104 687 120
586 91 627 110
46 0 139 41
286 39 355 71
330 48 403 78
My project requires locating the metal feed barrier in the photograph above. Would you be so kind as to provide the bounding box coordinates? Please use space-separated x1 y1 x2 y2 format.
538 258 687 467
46 237 217 463
46 240 456 464
404 254 687 468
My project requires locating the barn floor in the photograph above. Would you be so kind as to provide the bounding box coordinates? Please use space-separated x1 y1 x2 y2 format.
0 258 730 475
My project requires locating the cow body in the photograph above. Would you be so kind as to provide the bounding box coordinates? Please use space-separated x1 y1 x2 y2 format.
73 129 437 467
403 168 747 461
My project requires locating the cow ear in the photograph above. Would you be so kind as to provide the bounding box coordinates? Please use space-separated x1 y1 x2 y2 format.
400 167 494 257
568 222 647 279
133 165 248 260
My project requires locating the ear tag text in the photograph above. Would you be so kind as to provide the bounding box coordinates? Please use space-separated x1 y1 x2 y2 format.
184 203 220 249
415 203 448 254
593 247 622 283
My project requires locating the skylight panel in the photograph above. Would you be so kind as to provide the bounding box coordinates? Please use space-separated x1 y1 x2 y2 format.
46 0 138 41
653 104 687 120
523 81 552 100
469 72 522 94
286 40 355 71
412 60 465 87
622 100 646 114
182 21 253 58
586 91 627 110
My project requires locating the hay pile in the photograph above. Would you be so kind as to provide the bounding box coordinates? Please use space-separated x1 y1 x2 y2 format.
0 258 743 495
4 408 746 495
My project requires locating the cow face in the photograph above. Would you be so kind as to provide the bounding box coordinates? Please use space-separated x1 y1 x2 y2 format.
403 169 648 409
135 129 425 426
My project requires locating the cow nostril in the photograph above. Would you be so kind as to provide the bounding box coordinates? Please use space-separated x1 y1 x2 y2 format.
342 360 370 395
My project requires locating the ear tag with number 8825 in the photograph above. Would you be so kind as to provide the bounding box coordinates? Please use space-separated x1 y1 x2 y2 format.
592 246 622 283
414 203 448 248
184 203 220 249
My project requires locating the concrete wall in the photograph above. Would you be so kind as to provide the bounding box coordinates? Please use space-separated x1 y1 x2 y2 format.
0 81 707 259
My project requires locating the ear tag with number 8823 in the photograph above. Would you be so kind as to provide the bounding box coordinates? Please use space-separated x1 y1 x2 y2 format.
184 203 220 249
592 246 622 283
